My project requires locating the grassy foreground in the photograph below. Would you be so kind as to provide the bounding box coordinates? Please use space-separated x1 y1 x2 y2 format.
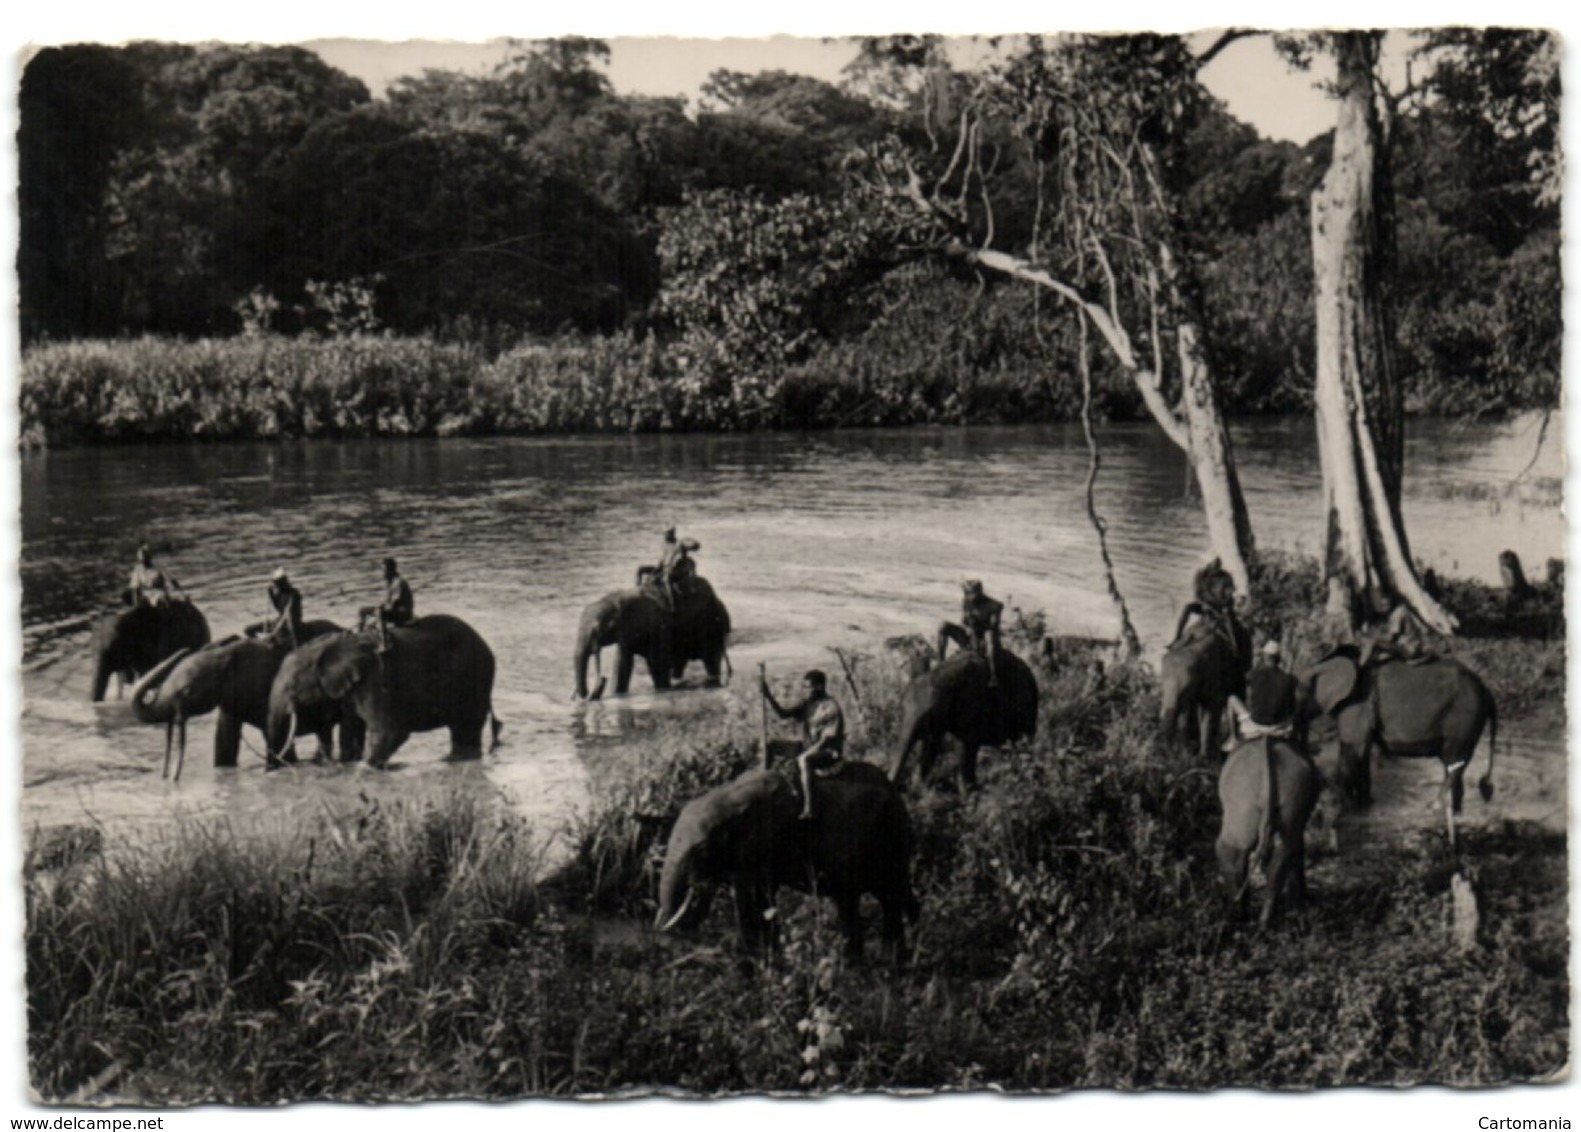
25 566 1567 1100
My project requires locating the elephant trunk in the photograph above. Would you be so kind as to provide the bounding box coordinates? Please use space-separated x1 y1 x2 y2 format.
656 841 707 933
130 648 193 724
90 654 114 703
574 630 606 702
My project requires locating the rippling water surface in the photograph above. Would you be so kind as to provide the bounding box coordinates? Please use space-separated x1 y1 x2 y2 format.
17 416 1563 847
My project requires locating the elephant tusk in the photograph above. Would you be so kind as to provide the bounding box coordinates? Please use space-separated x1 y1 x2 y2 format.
658 885 695 932
271 712 300 767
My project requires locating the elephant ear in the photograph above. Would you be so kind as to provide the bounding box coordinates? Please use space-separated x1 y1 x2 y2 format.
696 771 790 847
1306 656 1358 714
316 639 377 700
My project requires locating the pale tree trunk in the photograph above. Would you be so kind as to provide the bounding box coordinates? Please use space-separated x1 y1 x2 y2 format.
956 244 1255 593
1311 32 1456 634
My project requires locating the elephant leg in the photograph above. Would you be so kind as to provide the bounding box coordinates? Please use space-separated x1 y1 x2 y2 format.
837 892 864 964
1288 831 1309 911
650 639 674 690
1259 837 1292 930
366 728 412 770
958 743 982 792
213 712 242 769
702 648 723 687
1216 837 1250 921
447 718 487 761
615 647 636 695
339 714 365 762
918 732 943 786
879 896 907 966
734 878 773 955
1337 741 1366 805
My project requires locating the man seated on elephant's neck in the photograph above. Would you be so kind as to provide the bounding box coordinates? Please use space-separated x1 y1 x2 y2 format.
266 567 304 648
359 557 415 652
937 580 1005 687
1357 602 1431 668
653 527 700 613
761 669 846 821
1226 640 1301 749
127 543 181 608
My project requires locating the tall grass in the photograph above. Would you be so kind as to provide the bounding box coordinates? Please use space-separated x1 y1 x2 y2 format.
20 332 1094 447
25 568 1568 1100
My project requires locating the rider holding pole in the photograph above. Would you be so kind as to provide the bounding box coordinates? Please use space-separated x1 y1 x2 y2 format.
760 669 846 821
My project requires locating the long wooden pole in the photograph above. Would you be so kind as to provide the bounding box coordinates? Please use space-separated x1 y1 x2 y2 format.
758 662 770 769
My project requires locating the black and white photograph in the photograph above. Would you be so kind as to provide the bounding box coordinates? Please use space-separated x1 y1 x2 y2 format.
3 2 1573 1119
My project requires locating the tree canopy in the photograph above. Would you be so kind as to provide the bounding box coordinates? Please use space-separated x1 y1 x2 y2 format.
18 32 1560 422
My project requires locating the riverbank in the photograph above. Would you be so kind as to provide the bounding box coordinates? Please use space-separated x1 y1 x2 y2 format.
24 564 1566 1099
19 333 1097 448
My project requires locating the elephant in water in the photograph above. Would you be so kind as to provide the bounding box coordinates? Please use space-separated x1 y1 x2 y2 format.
267 615 500 768
573 575 730 699
1216 738 1322 929
1300 647 1496 849
656 761 917 964
89 598 211 702
887 648 1039 790
129 621 358 779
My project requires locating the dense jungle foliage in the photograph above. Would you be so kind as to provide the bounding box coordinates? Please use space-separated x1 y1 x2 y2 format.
18 32 1560 440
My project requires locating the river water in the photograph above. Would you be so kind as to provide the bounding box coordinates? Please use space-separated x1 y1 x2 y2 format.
15 416 1564 849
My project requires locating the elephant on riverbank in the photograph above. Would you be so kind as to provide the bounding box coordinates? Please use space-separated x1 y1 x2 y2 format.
1159 626 1243 761
90 598 211 702
129 621 359 778
1300 648 1496 849
267 615 500 768
887 648 1039 790
656 761 917 963
1217 738 1323 929
573 577 730 699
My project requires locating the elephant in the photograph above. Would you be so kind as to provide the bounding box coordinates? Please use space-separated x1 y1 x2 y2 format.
1216 738 1323 929
266 615 500 769
886 647 1039 790
655 760 917 964
1158 626 1243 761
90 598 211 702
129 620 360 778
573 576 730 699
1300 647 1496 849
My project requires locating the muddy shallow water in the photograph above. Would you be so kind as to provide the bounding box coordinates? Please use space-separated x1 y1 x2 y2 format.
16 416 1564 849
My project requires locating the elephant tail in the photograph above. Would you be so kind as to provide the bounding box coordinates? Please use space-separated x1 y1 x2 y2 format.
489 708 504 752
721 646 733 687
1254 739 1279 870
1478 694 1497 803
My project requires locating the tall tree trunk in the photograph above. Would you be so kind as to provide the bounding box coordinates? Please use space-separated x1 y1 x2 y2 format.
1311 32 1455 634
948 244 1255 592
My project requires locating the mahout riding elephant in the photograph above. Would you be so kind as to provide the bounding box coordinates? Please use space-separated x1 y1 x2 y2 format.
267 615 499 769
887 647 1039 790
129 620 361 778
1216 738 1322 929
1158 627 1242 761
573 576 730 700
1300 647 1496 848
89 598 211 702
656 760 917 964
